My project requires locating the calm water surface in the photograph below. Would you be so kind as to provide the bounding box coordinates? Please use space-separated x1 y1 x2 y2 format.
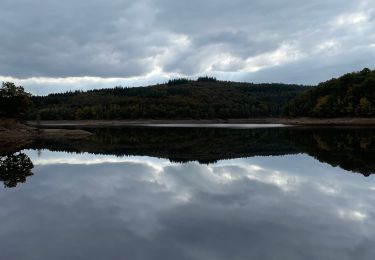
0 126 374 259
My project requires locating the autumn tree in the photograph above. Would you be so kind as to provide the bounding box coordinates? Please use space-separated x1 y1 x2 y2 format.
285 68 375 117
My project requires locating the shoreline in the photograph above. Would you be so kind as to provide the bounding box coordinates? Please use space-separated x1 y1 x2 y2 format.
27 118 375 127
0 118 93 155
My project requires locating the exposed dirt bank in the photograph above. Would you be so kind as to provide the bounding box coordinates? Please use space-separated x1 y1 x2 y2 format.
27 117 375 127
0 118 93 155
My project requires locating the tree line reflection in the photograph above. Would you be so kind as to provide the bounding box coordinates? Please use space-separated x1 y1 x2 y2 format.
1 126 374 188
290 128 375 176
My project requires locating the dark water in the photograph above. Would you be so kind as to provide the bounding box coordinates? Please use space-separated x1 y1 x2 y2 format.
1 126 375 260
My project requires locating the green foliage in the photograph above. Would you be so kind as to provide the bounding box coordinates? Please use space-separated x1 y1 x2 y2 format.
28 80 308 120
285 68 375 117
0 82 32 118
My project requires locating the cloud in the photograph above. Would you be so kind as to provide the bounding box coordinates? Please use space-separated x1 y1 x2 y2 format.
0 0 374 94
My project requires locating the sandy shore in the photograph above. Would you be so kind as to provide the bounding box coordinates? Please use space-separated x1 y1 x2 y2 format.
27 117 375 127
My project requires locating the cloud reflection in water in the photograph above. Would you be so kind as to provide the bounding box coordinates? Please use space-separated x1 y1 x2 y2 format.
0 150 374 259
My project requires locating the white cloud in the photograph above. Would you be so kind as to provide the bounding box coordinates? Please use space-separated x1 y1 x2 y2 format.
243 43 303 72
334 12 369 27
315 40 341 54
338 209 368 222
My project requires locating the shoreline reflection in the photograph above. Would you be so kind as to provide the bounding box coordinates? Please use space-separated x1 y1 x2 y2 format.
27 126 375 176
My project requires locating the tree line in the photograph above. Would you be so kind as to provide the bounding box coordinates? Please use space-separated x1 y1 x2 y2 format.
284 68 375 117
27 80 308 120
1 69 374 120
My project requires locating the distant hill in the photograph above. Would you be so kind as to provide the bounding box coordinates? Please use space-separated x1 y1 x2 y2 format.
284 68 375 117
28 80 308 120
27 69 375 120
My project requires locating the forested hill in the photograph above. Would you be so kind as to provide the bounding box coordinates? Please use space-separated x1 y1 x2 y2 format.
28 78 308 120
285 68 375 117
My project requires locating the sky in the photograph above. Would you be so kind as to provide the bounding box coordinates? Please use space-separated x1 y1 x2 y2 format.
1 0 374 95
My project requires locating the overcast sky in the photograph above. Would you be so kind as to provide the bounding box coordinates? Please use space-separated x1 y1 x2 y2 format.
1 0 374 95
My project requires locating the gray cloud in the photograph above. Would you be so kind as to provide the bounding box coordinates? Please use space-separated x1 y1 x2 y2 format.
0 0 374 93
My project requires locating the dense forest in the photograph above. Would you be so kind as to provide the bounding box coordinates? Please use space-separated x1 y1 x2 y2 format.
28 78 308 120
285 68 375 117
1 69 374 120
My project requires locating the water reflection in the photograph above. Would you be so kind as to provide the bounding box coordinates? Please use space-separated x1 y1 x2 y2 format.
0 126 374 259
0 151 374 259
29 126 375 175
0 152 33 188
1 127 374 189
291 128 375 176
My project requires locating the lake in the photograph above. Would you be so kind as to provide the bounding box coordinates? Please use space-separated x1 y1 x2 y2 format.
0 125 374 260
